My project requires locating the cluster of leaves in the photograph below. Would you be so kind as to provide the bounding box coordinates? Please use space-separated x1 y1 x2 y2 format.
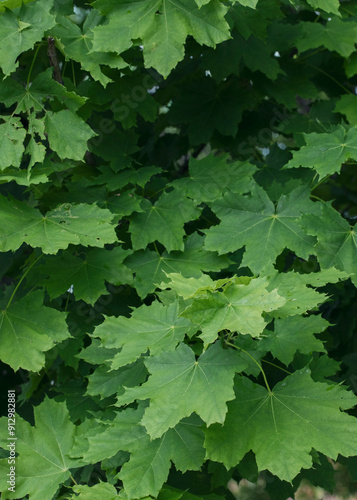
0 0 357 498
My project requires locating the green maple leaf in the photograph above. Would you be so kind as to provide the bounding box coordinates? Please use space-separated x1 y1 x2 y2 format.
71 482 119 500
0 69 86 113
305 0 340 15
258 315 328 366
181 277 286 345
286 126 357 179
45 110 97 161
265 267 349 318
205 371 357 481
335 95 357 126
169 154 256 202
0 197 118 253
204 184 319 273
100 191 144 217
129 190 201 252
39 247 132 305
0 164 52 185
86 359 148 398
92 0 230 77
0 397 82 500
52 12 127 87
94 299 196 369
296 18 357 58
94 165 162 191
301 204 357 286
0 0 56 76
124 234 231 298
116 342 249 438
0 116 26 169
0 291 69 371
73 407 205 499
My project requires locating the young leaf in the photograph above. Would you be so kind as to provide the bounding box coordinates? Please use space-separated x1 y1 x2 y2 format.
181 277 286 345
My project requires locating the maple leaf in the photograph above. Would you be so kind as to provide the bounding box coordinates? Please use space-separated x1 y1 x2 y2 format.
39 247 132 305
93 299 196 369
258 315 328 366
205 371 357 481
129 190 201 252
301 204 357 286
286 126 357 179
124 234 231 298
116 342 249 438
169 154 256 202
0 68 86 113
0 291 69 371
92 0 230 77
0 116 26 169
0 0 55 76
305 0 340 15
181 276 286 345
296 18 357 58
45 110 97 161
0 397 82 500
52 12 127 87
71 482 119 500
204 184 319 273
0 197 118 253
264 267 349 318
86 359 148 399
72 407 205 499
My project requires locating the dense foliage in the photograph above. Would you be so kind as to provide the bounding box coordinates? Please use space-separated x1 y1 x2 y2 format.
1 0 357 498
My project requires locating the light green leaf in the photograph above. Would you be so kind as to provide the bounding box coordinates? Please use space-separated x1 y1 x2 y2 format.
169 154 256 202
334 95 357 126
301 204 357 286
0 68 86 112
129 190 201 252
39 247 132 305
73 407 205 499
286 125 357 179
204 185 318 273
0 397 82 500
0 116 26 169
265 268 349 318
205 372 357 481
0 197 118 253
116 342 249 438
94 299 196 369
0 291 69 372
181 277 286 345
92 0 230 77
52 13 127 87
45 110 97 161
258 315 328 366
305 0 340 15
0 0 56 76
296 18 357 58
71 482 119 500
